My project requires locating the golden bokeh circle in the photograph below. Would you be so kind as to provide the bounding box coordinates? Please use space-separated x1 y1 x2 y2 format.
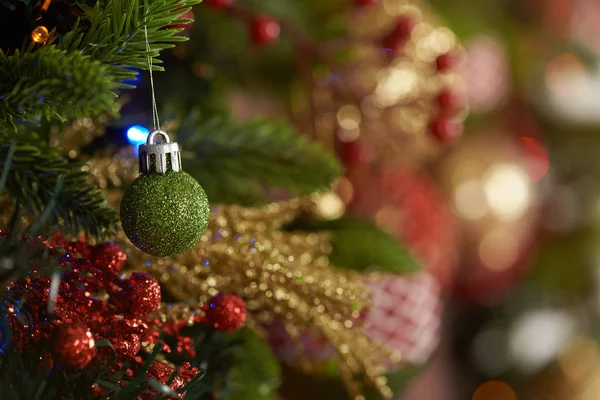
472 381 517 400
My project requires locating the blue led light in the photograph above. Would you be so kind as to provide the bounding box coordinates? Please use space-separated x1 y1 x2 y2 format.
126 125 150 146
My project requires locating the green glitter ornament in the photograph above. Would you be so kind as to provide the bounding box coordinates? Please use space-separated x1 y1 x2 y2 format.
120 130 209 257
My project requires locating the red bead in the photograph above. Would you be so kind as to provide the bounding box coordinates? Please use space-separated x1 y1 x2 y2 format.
382 16 416 51
51 322 96 369
436 51 460 72
436 90 466 112
250 17 280 45
355 0 380 6
205 0 233 9
122 272 162 315
203 293 247 332
430 116 463 143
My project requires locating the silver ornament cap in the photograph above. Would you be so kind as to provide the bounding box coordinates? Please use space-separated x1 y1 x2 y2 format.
138 130 182 174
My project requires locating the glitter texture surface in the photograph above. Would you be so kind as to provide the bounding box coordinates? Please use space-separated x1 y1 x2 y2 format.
120 171 210 257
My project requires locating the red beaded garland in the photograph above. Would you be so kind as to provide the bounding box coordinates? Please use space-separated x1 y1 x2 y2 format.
203 293 247 332
382 16 416 51
430 115 463 143
355 0 380 6
250 16 280 45
436 90 466 112
51 322 97 369
436 51 461 72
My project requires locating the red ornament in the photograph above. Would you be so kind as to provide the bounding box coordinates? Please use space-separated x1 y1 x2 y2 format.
436 51 461 72
382 16 416 51
355 0 380 6
51 322 97 369
363 273 441 365
430 115 463 143
266 273 441 370
250 16 280 45
344 169 458 288
205 0 233 9
203 293 247 332
90 242 127 273
436 90 466 112
122 272 162 315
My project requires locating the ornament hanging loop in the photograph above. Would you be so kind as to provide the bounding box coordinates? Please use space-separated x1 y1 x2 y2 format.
147 129 171 145
139 130 181 174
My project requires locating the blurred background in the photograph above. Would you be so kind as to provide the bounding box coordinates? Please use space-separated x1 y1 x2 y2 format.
116 0 600 398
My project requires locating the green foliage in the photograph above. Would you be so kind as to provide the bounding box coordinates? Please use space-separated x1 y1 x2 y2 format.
288 217 421 273
0 134 118 238
0 0 200 129
63 0 201 88
226 328 281 400
0 47 116 130
176 113 341 205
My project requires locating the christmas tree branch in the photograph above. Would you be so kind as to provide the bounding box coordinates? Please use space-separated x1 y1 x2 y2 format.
0 135 118 238
0 0 200 129
176 113 341 205
0 47 116 130
64 0 201 87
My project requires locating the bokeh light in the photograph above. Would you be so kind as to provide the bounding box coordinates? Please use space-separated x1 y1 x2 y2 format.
509 309 577 373
472 381 517 400
126 125 150 146
483 163 531 221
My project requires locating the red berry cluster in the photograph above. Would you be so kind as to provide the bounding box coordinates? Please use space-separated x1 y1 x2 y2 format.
430 51 465 143
0 232 207 397
376 11 465 144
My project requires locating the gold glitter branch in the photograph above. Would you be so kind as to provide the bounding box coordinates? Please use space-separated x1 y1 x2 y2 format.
121 198 401 399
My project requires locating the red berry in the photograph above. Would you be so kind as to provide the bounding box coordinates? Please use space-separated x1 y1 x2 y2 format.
436 51 460 72
382 16 416 51
51 323 97 369
355 0 380 6
205 0 233 9
250 17 281 45
436 90 465 112
122 272 162 315
203 293 247 332
430 116 462 143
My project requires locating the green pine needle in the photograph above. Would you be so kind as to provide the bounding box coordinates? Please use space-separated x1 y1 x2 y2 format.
0 47 117 130
177 113 341 205
1 0 201 129
0 135 118 238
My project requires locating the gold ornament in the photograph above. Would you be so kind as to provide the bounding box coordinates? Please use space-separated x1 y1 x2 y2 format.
31 26 49 44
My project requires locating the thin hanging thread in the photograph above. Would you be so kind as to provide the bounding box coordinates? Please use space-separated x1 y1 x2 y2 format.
144 22 160 131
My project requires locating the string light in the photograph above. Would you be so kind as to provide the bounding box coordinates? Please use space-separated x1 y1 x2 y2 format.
31 26 49 44
126 125 150 147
